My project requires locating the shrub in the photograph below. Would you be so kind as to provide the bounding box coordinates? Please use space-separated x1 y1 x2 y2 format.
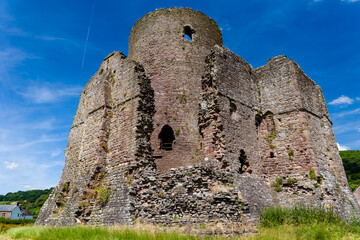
287 178 297 185
96 188 110 204
271 178 283 192
288 148 294 160
0 218 35 225
175 128 180 136
310 169 317 181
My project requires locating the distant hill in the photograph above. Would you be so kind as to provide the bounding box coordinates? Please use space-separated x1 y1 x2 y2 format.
0 188 53 218
340 150 360 191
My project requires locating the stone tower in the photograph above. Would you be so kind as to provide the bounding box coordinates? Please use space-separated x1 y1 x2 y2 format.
36 8 360 232
129 8 223 172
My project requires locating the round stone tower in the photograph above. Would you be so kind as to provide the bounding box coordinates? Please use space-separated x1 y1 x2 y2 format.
129 8 223 172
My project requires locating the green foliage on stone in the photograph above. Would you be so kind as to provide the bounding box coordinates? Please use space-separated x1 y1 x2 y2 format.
266 131 276 149
96 187 111 204
175 128 180 136
286 178 297 185
271 178 283 192
309 169 317 181
288 148 294 160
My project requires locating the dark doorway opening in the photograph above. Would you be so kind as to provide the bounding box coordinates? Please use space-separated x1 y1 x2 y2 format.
159 125 175 151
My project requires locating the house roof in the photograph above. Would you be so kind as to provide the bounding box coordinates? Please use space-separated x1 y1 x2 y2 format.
0 205 17 212
21 209 33 216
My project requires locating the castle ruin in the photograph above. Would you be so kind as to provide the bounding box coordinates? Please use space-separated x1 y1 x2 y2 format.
36 8 360 231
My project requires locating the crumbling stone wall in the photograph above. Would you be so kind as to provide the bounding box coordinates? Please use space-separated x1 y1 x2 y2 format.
256 55 359 217
199 46 260 172
199 47 359 219
37 7 359 230
36 52 155 225
129 8 223 172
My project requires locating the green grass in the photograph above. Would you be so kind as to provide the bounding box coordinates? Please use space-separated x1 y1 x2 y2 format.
1 206 360 240
249 223 360 240
0 218 34 235
260 205 342 227
4 226 212 240
2 223 360 240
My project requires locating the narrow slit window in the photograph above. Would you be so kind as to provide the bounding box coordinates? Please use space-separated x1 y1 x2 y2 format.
159 125 175 151
183 25 194 41
230 102 237 116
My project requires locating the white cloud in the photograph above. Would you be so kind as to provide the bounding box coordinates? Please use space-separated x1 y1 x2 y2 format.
22 185 39 190
4 161 19 169
220 24 232 31
341 0 360 2
0 133 65 153
332 107 360 118
19 85 82 103
337 143 350 151
0 48 35 78
356 97 360 101
51 149 62 158
328 95 354 105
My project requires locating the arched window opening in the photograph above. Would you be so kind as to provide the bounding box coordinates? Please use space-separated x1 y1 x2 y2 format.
184 25 195 41
159 125 175 151
239 149 251 174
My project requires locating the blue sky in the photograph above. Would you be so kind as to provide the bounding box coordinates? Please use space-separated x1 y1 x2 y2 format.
0 0 359 194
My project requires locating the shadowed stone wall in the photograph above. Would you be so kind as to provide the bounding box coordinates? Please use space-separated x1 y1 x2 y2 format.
36 52 155 225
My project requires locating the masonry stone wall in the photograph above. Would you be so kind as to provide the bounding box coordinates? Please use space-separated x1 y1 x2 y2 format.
199 46 260 173
37 7 359 232
256 55 359 217
129 8 223 172
36 52 155 225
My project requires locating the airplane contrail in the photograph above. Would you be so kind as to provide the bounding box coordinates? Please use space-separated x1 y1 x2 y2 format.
81 0 95 70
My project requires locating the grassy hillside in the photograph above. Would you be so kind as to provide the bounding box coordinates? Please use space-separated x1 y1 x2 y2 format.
0 188 53 218
340 150 360 191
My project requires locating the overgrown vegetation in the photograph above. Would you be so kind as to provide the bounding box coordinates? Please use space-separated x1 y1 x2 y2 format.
271 178 283 192
309 169 317 181
258 205 360 239
340 150 360 191
260 205 342 227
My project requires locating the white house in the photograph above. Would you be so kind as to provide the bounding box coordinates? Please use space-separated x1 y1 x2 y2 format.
0 205 33 220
